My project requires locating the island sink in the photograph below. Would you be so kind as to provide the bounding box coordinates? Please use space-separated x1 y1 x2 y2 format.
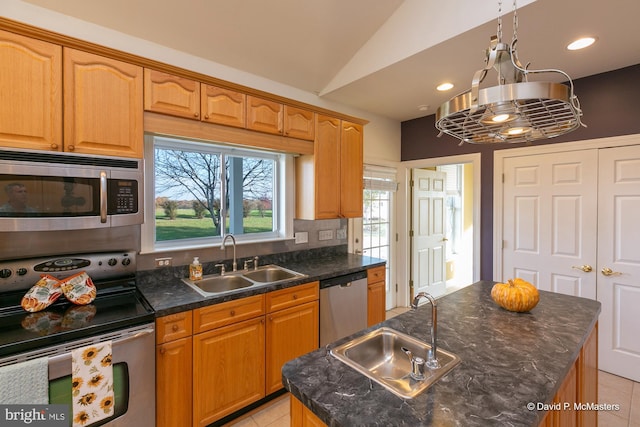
330 327 460 399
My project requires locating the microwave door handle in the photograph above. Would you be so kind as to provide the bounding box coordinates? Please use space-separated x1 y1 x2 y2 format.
100 171 108 223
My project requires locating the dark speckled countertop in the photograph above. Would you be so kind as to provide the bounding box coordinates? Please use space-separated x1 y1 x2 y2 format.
282 281 601 427
136 250 385 317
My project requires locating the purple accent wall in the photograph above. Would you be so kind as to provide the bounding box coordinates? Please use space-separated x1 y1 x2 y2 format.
401 63 640 280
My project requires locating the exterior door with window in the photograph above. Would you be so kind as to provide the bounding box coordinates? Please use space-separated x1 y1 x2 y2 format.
411 169 447 299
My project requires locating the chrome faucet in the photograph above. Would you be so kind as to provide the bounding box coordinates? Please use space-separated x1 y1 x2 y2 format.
221 234 237 272
411 292 439 369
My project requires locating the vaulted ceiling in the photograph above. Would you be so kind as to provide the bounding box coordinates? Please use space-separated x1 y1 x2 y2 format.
18 0 640 121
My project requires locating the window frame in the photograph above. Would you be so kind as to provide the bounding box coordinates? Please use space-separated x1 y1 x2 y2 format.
141 134 294 253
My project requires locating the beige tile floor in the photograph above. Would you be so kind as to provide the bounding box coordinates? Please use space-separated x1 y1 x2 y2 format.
224 308 640 426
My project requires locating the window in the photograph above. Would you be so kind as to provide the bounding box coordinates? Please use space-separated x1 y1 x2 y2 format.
142 136 291 251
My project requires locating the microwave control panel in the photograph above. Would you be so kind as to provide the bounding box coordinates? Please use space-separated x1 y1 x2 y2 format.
108 179 138 214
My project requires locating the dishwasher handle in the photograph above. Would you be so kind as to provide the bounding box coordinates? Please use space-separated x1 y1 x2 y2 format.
320 270 368 289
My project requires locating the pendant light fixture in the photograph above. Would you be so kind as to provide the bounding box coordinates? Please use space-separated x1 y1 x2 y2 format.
435 0 585 144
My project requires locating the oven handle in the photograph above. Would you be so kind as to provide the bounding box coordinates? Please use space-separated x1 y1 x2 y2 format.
47 327 154 364
100 170 108 223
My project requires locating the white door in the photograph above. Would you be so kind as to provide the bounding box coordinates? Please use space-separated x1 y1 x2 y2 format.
597 145 640 382
411 169 446 298
501 150 598 298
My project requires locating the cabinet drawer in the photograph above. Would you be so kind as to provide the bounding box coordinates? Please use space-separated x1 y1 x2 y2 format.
194 294 265 333
156 311 193 344
367 266 386 283
266 281 319 313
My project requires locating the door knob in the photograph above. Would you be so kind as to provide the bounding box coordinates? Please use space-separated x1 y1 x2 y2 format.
441 238 449 242
601 267 622 277
571 265 593 273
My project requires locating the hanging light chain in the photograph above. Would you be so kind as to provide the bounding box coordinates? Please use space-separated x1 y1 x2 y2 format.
512 0 519 43
497 0 503 43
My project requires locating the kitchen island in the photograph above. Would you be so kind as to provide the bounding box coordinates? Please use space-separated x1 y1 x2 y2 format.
282 281 600 426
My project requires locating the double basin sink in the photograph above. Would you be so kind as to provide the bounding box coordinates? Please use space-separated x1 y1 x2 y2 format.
330 327 461 399
182 264 306 297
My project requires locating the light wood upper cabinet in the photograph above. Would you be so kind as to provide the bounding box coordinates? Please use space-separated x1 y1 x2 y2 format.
144 69 200 119
64 48 143 158
246 95 283 135
296 115 363 219
340 120 364 218
283 105 315 141
201 84 246 128
0 29 62 151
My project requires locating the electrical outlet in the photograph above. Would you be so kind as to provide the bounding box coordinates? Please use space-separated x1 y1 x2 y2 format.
294 232 308 244
155 257 172 268
318 230 333 241
336 228 347 239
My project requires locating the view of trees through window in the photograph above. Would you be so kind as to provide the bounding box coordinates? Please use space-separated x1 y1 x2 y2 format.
153 140 276 242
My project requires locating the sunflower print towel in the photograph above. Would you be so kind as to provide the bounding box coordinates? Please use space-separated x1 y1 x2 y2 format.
71 342 114 426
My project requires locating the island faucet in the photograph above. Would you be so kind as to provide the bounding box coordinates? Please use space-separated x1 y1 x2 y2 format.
411 292 439 369
221 234 237 272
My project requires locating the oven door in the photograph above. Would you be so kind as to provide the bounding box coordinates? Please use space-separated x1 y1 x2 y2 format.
47 324 155 427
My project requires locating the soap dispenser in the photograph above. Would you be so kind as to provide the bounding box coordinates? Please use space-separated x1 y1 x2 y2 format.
189 257 203 281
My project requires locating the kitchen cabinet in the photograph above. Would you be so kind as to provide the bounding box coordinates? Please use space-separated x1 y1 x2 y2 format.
291 396 326 427
64 48 143 158
246 95 283 135
283 105 315 141
265 282 319 394
156 311 193 427
295 115 364 219
201 84 246 128
144 69 201 120
192 295 266 426
0 30 62 151
367 266 386 326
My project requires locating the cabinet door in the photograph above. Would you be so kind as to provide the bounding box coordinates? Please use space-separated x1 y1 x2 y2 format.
284 105 314 141
266 301 319 394
246 95 283 135
144 69 200 119
63 48 143 158
367 281 386 327
156 337 192 427
193 317 265 426
314 115 341 219
201 84 246 128
0 30 62 151
340 121 363 217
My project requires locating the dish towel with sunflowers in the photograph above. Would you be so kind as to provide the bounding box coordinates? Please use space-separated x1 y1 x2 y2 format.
71 341 114 427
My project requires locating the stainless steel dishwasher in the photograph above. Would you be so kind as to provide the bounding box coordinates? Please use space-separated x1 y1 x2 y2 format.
320 270 368 346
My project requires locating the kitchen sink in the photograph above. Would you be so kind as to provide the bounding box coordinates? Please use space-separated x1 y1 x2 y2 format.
182 264 306 297
182 274 253 296
242 265 305 283
330 327 460 399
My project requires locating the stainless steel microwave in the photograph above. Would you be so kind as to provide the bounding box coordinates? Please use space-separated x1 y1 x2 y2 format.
0 148 143 232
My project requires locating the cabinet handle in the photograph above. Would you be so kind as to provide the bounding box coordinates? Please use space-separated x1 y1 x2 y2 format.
194 112 199 117
572 265 593 273
601 267 622 277
159 347 166 354
68 145 75 151
292 294 298 300
172 324 179 332
230 310 235 316
50 143 58 150
204 114 209 120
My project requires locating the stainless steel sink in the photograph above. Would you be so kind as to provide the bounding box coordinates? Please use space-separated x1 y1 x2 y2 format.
330 327 460 399
182 274 253 296
242 265 305 283
182 264 306 297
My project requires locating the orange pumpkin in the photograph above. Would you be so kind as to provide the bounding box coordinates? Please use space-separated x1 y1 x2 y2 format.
491 278 540 312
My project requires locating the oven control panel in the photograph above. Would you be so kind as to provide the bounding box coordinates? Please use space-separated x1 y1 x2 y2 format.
0 251 137 293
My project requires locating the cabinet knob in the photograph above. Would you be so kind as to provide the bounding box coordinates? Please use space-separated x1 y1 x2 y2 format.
172 324 179 332
230 310 236 316
292 294 298 300
159 347 166 354
67 145 75 151
194 112 199 117
204 114 209 120
50 143 58 150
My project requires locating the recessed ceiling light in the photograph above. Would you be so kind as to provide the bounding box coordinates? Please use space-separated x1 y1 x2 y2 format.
567 37 596 51
417 104 430 111
436 82 454 91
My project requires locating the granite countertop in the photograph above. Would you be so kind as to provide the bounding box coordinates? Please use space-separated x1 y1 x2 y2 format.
136 252 385 316
282 281 601 427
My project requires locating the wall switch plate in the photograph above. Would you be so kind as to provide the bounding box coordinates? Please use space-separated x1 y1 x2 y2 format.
294 232 309 244
155 257 172 268
336 228 347 239
318 230 333 241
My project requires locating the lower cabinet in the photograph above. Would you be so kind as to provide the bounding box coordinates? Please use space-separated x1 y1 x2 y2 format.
367 266 386 326
156 281 319 427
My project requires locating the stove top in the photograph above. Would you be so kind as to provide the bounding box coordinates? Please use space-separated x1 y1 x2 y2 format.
0 252 155 358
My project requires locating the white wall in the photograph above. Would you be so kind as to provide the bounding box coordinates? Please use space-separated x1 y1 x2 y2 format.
2 0 402 164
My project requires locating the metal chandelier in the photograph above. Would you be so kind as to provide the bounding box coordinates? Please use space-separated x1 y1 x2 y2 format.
435 1 585 144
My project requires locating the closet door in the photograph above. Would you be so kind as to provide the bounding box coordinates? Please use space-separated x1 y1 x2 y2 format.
501 150 598 298
597 145 640 382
